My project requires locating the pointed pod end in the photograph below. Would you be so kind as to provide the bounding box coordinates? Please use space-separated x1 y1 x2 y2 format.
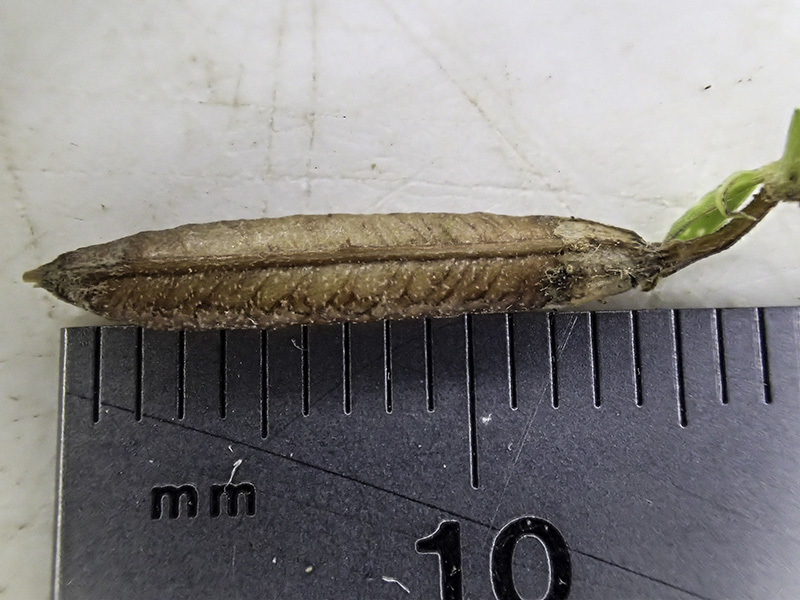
23 257 89 308
23 266 44 286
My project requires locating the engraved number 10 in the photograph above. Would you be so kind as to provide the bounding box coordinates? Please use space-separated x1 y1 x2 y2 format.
416 517 571 600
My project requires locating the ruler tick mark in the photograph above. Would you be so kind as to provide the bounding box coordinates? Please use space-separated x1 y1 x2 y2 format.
260 330 269 439
135 327 143 421
714 309 729 405
343 323 352 415
673 310 688 427
301 325 310 416
465 315 479 489
757 308 773 405
589 312 601 408
92 327 101 423
177 331 186 420
424 318 434 412
506 314 518 411
631 311 643 407
384 320 393 414
547 313 558 409
219 330 227 419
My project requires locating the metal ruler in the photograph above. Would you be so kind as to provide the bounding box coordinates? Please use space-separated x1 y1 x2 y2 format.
53 308 800 599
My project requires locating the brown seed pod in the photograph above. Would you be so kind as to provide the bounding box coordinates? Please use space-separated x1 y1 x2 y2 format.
23 212 668 330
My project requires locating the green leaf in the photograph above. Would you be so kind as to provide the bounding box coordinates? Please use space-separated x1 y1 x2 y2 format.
665 170 763 241
713 170 764 216
781 108 800 178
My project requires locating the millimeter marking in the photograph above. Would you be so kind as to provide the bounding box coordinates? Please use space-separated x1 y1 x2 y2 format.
756 308 773 405
424 318 434 412
465 315 479 489
714 309 729 405
505 314 517 411
672 310 688 427
260 330 269 439
301 325 309 416
384 320 393 414
342 323 352 415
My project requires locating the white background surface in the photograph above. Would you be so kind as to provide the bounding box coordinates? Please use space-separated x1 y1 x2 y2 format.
2 1 800 597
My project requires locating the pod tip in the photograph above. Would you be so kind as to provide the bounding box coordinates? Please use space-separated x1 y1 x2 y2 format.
23 267 43 286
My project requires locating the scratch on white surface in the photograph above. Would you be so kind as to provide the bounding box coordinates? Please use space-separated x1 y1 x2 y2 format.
5 155 641 211
3 164 33 242
381 575 411 594
266 0 289 178
304 0 319 201
19 164 575 198
0 108 37 247
369 167 427 211
232 64 244 108
226 458 243 487
379 1 571 212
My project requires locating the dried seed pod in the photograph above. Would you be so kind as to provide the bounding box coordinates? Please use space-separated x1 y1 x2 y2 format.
24 111 800 331
22 213 665 330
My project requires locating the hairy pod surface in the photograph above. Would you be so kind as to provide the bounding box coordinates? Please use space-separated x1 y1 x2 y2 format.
24 212 665 330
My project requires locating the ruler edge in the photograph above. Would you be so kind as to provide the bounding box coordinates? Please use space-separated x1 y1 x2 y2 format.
52 328 69 600
52 303 800 333
48 304 800 599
